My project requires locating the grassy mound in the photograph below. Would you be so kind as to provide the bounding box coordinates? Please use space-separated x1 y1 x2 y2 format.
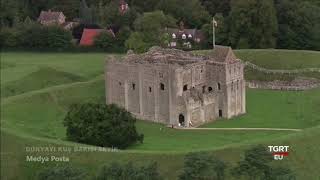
1 67 85 98
1 50 320 179
1 124 319 180
0 52 107 82
1 76 300 152
1 77 105 139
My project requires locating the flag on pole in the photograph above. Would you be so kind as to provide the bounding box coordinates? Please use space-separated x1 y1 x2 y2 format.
213 18 218 27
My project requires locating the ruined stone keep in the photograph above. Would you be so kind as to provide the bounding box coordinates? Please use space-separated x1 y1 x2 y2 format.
105 46 246 127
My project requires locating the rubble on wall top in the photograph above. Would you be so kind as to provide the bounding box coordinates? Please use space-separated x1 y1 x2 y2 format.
121 46 240 66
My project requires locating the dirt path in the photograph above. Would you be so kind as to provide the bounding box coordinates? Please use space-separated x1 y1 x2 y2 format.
174 127 302 132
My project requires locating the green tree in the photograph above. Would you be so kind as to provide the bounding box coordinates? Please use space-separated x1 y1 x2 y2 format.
94 31 116 50
114 26 131 49
267 166 296 180
200 0 231 16
229 0 278 49
125 10 176 52
134 11 176 42
179 152 226 180
63 103 144 149
96 161 163 180
276 0 320 50
201 13 230 48
156 0 210 28
93 1 138 31
125 32 148 53
0 27 22 47
79 0 94 24
46 25 73 49
232 145 272 180
21 23 48 48
232 145 295 180
37 165 87 180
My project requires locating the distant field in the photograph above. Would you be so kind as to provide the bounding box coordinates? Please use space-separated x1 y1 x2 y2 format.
1 50 320 179
195 49 320 69
0 52 106 84
235 49 320 69
195 49 320 81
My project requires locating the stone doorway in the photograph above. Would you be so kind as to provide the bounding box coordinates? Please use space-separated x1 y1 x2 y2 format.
179 114 185 126
219 110 223 117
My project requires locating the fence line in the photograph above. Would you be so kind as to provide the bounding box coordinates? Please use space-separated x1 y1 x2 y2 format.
244 61 320 74
246 81 320 91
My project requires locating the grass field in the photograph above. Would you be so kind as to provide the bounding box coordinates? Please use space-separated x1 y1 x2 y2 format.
234 49 320 69
195 49 320 69
1 50 320 179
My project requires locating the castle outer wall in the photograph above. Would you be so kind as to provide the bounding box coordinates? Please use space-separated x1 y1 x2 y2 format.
105 47 246 127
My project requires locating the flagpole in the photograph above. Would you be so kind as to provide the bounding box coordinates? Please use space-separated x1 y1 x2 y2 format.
213 17 215 49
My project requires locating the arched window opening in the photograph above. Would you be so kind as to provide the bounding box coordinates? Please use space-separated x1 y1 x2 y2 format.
218 83 221 90
208 87 213 92
160 83 165 90
183 84 188 91
132 83 136 90
179 114 185 126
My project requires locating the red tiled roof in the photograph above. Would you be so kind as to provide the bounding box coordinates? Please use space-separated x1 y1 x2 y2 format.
80 28 116 46
80 29 105 46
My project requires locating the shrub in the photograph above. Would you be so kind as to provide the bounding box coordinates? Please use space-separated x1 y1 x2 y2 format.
232 145 296 180
125 32 148 53
96 161 163 180
37 165 87 180
94 31 116 50
1 23 72 50
179 152 227 180
0 27 22 47
63 103 144 149
46 26 73 49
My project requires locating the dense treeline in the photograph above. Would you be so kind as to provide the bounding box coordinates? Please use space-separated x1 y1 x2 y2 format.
0 20 73 50
1 0 319 50
36 145 295 180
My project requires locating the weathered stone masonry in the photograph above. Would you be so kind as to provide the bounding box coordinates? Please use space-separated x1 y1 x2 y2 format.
105 46 246 127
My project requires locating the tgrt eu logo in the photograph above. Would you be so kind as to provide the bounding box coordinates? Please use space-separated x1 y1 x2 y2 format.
268 146 289 160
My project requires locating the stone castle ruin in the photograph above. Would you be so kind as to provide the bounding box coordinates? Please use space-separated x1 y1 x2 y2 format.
105 46 246 127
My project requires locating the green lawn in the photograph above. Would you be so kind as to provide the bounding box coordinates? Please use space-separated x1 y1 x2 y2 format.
1 50 320 179
2 123 320 180
1 52 107 83
195 49 320 69
1 77 295 152
235 49 320 69
201 88 320 129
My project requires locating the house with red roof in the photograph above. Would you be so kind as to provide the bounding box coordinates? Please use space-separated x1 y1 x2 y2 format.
80 28 115 46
